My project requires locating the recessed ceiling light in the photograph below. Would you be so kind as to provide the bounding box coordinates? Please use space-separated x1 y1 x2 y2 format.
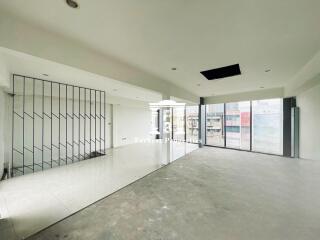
171 67 177 71
260 86 265 89
265 69 271 73
42 74 49 77
66 0 79 9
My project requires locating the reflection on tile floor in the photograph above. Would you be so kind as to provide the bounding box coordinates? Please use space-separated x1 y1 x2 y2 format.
0 141 198 239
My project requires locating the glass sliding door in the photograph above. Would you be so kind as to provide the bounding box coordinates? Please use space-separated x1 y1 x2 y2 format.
252 99 283 155
206 104 225 146
225 101 250 150
172 107 185 141
162 108 172 139
150 107 160 138
186 106 199 143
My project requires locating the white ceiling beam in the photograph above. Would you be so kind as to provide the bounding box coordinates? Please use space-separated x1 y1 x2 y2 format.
204 87 284 104
285 49 320 97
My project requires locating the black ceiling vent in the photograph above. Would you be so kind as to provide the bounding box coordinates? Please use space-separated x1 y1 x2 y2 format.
201 64 241 80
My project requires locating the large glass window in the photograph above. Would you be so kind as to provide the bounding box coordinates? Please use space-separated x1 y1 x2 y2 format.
172 107 185 141
225 101 251 150
252 99 283 155
186 106 199 143
206 104 225 146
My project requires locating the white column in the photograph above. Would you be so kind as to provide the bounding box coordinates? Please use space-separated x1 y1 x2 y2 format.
0 88 5 177
0 54 10 178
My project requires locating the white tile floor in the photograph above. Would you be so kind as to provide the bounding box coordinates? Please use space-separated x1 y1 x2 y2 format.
0 141 198 239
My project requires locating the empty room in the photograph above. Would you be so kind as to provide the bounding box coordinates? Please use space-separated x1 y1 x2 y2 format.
0 0 320 239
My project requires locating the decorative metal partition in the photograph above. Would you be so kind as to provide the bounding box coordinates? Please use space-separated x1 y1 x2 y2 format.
11 74 106 177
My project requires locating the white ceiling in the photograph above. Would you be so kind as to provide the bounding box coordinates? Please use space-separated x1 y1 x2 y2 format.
0 48 162 102
0 0 320 97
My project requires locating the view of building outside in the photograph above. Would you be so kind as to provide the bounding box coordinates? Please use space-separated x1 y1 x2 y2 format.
149 99 283 154
149 105 198 143
252 99 283 155
225 101 251 150
161 108 173 139
150 107 160 136
172 107 185 141
206 104 224 146
186 106 199 143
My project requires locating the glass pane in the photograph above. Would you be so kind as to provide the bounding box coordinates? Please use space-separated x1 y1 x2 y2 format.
150 108 160 137
186 106 199 143
225 101 250 150
163 108 172 138
206 104 224 146
252 98 283 155
173 107 185 141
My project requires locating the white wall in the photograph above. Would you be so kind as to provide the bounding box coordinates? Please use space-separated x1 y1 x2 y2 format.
9 93 152 170
113 105 152 147
0 76 153 176
0 52 10 176
105 104 112 149
297 84 320 161
0 52 10 88
11 94 111 168
0 88 6 176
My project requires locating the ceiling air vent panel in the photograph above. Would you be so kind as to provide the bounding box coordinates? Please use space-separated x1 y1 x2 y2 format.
201 64 241 80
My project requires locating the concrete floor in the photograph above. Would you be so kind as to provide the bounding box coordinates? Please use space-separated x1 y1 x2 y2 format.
27 147 320 240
